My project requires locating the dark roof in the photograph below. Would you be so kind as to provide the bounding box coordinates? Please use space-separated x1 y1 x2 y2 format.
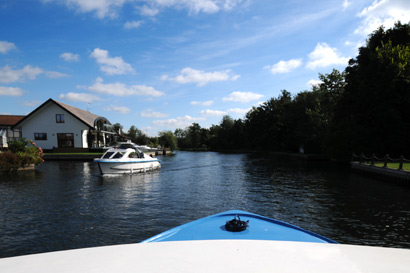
14 98 109 128
0 115 25 126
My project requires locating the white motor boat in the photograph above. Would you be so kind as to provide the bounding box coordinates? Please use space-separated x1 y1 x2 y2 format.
94 147 160 175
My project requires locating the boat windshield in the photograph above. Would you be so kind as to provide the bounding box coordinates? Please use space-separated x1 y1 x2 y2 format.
112 152 123 159
102 152 114 159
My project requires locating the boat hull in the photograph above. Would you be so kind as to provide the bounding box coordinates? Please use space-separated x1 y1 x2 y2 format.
95 159 161 175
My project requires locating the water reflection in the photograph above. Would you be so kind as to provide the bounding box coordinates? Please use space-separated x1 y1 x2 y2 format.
1 152 410 258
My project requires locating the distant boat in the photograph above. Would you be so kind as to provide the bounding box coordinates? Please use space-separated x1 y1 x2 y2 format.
94 146 160 175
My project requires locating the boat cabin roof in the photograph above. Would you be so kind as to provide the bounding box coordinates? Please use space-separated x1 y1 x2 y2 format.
102 148 141 159
118 143 136 149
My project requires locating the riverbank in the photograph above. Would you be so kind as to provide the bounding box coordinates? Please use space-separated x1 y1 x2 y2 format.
199 148 331 162
43 150 173 161
267 152 329 161
351 162 410 185
41 149 329 166
43 153 101 161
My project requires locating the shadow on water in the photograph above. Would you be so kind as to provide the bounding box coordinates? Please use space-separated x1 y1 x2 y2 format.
1 151 410 258
242 154 410 248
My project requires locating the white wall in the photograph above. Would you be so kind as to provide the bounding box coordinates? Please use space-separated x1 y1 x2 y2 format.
19 102 90 149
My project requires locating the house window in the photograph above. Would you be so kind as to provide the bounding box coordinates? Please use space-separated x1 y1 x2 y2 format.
57 133 74 148
34 133 47 140
56 114 65 123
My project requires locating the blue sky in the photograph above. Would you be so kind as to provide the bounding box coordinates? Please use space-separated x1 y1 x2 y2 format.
1 0 410 136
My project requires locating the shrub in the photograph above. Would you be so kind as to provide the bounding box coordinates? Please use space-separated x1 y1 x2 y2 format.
18 139 44 166
8 138 28 154
0 152 23 174
0 138 44 173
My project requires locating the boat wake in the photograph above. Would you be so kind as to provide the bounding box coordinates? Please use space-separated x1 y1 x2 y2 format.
160 163 220 173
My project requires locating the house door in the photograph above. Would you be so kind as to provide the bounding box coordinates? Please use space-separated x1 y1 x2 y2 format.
57 133 74 148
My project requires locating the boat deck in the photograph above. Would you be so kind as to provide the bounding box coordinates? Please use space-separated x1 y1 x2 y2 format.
2 240 409 273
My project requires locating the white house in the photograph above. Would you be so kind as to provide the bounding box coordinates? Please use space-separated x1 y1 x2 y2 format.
14 99 115 150
0 115 24 149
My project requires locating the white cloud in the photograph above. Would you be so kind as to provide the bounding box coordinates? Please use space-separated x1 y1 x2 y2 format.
50 0 128 18
0 41 17 54
141 109 169 118
265 59 302 74
59 92 102 102
227 107 250 115
45 71 69 78
124 20 143 29
342 0 351 10
140 5 159 16
44 0 245 19
191 100 214 106
0 65 43 84
222 91 263 103
307 79 322 87
23 100 42 107
139 0 245 15
200 107 250 117
0 86 24 96
105 105 131 114
60 52 80 62
355 0 410 36
180 0 219 14
201 109 227 116
164 67 240 86
306 43 350 70
87 77 165 97
152 115 205 128
90 48 134 75
0 65 67 83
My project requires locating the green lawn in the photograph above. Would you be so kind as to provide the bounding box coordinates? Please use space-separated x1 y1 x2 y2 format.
373 162 410 171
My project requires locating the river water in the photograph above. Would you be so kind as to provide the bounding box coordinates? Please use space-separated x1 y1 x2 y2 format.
1 151 410 258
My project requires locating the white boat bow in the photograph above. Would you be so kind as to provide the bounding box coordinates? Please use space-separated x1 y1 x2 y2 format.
1 240 410 273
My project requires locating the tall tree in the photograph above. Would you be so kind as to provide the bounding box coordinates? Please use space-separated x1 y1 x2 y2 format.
159 131 177 151
127 125 139 143
127 126 149 145
245 90 292 151
112 123 124 135
330 22 410 158
174 128 188 149
186 123 202 149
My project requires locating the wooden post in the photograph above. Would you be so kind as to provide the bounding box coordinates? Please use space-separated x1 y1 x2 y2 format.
384 154 389 168
399 155 404 170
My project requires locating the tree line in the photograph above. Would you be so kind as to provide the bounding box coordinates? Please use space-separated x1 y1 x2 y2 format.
120 22 410 161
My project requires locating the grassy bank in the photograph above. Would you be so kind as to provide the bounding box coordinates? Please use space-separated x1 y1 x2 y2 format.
373 162 410 171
